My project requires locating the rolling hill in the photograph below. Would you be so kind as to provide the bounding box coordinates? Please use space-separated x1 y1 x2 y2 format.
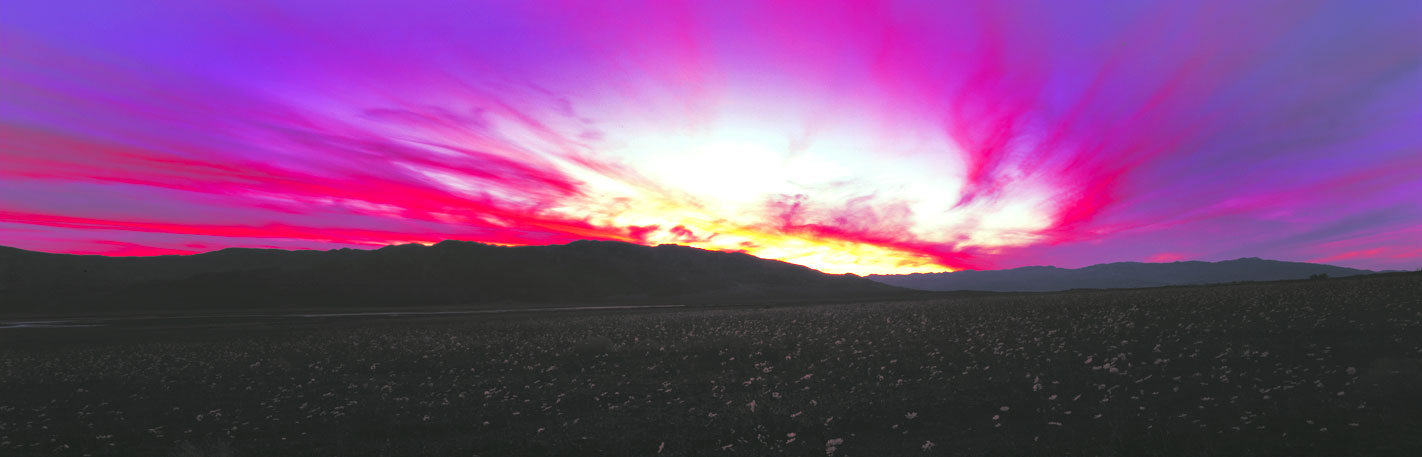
868 257 1375 292
0 240 903 314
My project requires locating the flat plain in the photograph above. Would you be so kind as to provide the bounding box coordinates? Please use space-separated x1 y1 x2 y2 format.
2 273 1420 456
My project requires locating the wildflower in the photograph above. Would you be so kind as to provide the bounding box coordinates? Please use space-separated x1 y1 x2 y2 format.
906 412 918 419
922 440 935 451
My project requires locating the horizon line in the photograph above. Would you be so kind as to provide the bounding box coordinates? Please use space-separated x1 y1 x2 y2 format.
0 240 1379 276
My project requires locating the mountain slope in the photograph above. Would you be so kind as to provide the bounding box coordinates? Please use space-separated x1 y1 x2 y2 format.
0 240 903 313
868 258 1375 292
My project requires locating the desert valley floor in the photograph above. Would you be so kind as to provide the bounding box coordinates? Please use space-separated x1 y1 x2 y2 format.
2 273 1420 456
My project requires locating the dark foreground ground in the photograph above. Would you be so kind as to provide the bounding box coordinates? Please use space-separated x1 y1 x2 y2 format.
2 274 1420 456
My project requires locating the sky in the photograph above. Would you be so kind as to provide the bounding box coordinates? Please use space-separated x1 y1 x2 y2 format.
2 0 1420 275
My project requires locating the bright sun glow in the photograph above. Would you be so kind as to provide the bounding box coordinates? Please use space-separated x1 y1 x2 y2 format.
3 0 1418 272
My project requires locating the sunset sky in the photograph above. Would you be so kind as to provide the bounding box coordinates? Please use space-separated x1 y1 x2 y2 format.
2 0 1420 274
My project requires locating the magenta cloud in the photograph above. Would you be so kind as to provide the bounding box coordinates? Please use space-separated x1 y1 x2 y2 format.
2 0 1419 273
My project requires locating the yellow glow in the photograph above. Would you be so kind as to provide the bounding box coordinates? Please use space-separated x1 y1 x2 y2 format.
564 188 954 274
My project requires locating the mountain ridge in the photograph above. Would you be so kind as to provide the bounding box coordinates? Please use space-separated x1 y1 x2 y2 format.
0 240 902 314
868 257 1375 292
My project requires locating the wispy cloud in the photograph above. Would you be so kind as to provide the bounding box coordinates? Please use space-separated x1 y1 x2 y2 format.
1 0 1418 273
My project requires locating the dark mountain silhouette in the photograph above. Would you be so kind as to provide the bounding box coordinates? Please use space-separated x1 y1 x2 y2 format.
868 257 1376 292
0 241 902 314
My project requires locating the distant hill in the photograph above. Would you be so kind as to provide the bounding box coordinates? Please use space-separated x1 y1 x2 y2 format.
0 241 903 314
868 257 1375 292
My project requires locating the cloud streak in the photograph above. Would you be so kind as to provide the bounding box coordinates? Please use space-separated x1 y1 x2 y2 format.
2 0 1419 273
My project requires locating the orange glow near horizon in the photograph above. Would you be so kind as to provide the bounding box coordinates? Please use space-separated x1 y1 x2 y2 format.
4 1 1419 273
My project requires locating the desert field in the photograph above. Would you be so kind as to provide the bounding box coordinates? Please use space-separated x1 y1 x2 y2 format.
2 273 1420 456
